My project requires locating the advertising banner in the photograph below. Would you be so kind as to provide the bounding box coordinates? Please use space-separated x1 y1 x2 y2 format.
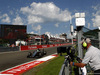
20 43 72 51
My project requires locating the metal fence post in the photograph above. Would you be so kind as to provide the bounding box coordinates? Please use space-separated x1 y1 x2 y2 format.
77 26 83 59
77 26 83 75
98 32 100 49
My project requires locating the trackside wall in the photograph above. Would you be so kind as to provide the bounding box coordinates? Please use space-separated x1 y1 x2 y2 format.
20 43 72 51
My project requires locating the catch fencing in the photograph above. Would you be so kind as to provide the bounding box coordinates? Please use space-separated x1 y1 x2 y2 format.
83 27 100 49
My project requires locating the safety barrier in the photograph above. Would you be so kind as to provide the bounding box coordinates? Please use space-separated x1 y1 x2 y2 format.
20 43 72 51
0 46 19 52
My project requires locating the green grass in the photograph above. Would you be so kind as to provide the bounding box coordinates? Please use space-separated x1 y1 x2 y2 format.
22 55 65 75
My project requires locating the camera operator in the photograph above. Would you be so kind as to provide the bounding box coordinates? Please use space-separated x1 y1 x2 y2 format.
70 38 100 75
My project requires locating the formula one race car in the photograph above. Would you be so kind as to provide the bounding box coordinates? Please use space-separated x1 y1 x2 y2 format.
27 49 47 58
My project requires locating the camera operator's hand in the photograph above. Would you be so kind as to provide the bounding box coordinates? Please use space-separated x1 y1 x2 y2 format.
76 57 82 63
70 62 73 66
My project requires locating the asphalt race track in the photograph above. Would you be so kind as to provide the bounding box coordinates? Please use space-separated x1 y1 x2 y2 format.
0 46 63 71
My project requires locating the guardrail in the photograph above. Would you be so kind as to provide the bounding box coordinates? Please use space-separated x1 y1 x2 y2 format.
0 46 19 52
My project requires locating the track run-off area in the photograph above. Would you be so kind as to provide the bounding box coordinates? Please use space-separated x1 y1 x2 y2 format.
0 43 72 75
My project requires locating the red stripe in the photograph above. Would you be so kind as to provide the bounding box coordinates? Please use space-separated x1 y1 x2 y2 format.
0 61 44 75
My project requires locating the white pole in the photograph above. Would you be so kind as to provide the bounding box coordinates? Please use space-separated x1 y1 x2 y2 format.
72 35 73 44
70 15 73 44
39 30 41 45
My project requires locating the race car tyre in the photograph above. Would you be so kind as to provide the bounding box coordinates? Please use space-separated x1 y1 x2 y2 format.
27 52 32 58
38 52 42 58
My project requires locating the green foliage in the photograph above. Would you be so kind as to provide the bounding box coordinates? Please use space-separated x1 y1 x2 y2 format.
0 39 8 44
0 39 9 47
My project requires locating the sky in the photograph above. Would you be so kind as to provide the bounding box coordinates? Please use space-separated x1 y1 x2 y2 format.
0 0 100 38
